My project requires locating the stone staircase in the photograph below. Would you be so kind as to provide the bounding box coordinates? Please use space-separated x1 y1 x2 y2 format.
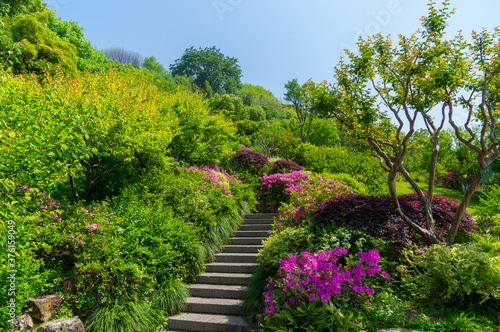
167 213 276 332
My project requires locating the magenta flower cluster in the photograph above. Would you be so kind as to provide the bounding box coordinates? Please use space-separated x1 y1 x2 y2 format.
186 163 242 197
260 171 312 202
278 175 354 228
263 247 390 314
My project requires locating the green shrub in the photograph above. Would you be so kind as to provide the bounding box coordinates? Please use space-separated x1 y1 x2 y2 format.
291 144 386 194
309 223 388 258
86 301 163 332
259 299 361 332
403 243 500 305
258 227 312 267
475 184 500 237
320 172 366 193
150 281 189 316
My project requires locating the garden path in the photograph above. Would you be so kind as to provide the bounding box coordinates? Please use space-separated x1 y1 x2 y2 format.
166 213 276 332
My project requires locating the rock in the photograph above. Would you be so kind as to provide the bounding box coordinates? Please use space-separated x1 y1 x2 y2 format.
25 295 62 323
36 317 85 332
8 314 33 331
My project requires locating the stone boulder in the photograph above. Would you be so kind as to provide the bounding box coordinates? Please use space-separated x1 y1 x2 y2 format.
36 317 85 332
8 314 33 331
25 295 62 323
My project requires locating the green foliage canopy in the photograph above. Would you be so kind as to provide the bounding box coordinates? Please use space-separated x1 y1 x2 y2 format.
170 46 242 94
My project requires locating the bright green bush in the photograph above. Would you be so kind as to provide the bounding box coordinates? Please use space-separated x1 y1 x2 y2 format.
260 299 360 332
475 185 500 237
320 172 366 193
309 223 388 257
86 301 163 332
258 227 312 267
290 144 386 194
403 243 500 305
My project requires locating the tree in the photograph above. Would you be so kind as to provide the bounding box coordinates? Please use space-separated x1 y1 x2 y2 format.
1 10 79 75
284 79 316 143
0 68 176 201
0 0 46 16
103 47 144 67
170 46 242 94
307 1 500 245
48 16 109 72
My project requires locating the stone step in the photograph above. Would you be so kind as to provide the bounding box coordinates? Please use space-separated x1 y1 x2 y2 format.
189 284 248 299
186 297 244 315
167 312 251 332
234 230 270 237
205 262 257 274
196 273 253 286
215 253 258 263
244 213 277 220
223 245 263 253
239 223 273 231
230 237 266 245
242 218 275 225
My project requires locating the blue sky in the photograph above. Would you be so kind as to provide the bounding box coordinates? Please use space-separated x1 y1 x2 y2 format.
47 0 500 99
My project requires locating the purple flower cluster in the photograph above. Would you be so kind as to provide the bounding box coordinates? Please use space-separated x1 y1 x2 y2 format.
264 248 390 314
186 163 242 197
278 175 354 229
260 171 312 202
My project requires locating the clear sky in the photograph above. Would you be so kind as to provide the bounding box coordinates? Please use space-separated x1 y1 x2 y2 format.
47 0 500 99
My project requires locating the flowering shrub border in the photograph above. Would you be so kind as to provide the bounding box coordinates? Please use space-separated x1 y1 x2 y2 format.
264 247 390 314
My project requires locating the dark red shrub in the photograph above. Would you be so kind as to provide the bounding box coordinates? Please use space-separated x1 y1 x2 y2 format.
436 170 461 188
398 192 475 238
312 193 475 248
231 148 270 170
271 160 303 174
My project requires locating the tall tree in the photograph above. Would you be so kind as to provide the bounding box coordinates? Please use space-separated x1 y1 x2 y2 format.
284 79 315 143
169 46 242 94
103 47 143 67
307 0 500 245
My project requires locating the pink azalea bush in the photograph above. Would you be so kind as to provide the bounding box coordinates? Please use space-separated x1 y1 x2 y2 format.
260 171 312 203
186 163 242 197
260 171 354 230
277 175 354 229
263 247 391 315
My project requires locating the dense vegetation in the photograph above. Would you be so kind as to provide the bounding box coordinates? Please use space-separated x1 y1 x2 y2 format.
1 0 499 331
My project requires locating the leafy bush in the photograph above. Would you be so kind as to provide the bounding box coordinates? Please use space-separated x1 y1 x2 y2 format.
436 170 461 188
312 193 475 248
122 164 255 261
0 162 256 330
291 144 386 194
231 146 271 171
258 227 312 268
474 185 500 237
403 243 500 306
86 301 163 332
270 160 303 174
309 224 388 258
320 172 365 193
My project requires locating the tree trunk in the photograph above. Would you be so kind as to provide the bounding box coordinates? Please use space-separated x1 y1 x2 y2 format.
446 168 482 245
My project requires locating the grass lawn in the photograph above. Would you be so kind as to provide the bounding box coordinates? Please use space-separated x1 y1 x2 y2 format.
394 181 483 215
